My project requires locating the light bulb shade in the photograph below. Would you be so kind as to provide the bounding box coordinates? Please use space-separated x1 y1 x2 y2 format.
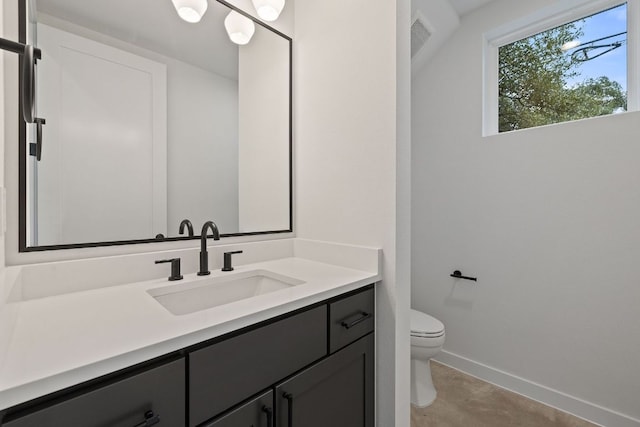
251 0 285 21
171 0 208 23
224 11 256 45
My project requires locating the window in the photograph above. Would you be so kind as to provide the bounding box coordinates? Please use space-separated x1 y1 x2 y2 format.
484 0 638 135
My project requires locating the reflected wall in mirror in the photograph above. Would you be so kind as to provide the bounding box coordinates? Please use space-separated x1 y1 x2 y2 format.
19 0 292 250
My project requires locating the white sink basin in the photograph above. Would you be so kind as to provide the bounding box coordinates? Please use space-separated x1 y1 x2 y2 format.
147 270 305 315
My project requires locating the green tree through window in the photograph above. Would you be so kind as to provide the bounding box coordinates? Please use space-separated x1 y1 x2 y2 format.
498 8 627 133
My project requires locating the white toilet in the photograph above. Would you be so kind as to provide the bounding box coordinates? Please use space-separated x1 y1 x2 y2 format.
410 309 445 407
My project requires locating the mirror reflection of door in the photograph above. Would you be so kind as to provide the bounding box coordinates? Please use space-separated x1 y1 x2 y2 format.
32 24 167 245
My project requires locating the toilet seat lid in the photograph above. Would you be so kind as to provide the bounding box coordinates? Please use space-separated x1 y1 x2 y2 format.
411 309 444 336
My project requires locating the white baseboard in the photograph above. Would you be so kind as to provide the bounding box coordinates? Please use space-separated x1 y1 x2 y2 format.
434 350 640 427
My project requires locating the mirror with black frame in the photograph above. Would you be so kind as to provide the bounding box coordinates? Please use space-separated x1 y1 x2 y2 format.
18 0 292 251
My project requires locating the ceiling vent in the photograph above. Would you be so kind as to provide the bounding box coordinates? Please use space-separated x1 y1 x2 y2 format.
411 14 432 58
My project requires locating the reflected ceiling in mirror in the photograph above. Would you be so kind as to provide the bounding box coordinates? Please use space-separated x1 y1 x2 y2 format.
19 0 292 251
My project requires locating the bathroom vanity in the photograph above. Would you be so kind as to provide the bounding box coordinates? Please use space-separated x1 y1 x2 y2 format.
0 240 380 427
2 286 374 427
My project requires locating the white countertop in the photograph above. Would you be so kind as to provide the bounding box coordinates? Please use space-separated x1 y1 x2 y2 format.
0 251 380 411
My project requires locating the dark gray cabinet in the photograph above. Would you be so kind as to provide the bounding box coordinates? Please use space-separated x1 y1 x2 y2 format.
189 306 327 426
201 390 273 427
329 288 374 353
2 358 185 427
275 334 374 427
1 285 375 427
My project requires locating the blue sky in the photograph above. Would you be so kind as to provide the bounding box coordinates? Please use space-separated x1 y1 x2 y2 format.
564 3 627 90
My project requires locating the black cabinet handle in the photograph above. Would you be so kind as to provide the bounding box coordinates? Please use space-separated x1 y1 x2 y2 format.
21 44 36 124
132 410 160 427
283 392 293 427
35 117 46 161
262 405 273 427
340 311 372 329
0 37 41 124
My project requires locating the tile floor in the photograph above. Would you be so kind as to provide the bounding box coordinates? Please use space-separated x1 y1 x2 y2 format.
411 361 601 427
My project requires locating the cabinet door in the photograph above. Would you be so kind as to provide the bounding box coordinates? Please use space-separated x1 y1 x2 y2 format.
275 334 374 427
201 390 273 427
3 358 185 427
189 306 327 426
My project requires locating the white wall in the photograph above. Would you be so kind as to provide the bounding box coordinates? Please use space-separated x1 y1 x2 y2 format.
412 0 640 425
238 23 289 232
410 0 459 76
0 0 6 269
0 0 15 375
396 0 412 420
294 0 411 425
167 59 239 235
2 0 20 265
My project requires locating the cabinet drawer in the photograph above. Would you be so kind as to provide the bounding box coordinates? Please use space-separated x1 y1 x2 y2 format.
201 390 273 427
189 305 327 426
3 358 185 427
329 287 374 353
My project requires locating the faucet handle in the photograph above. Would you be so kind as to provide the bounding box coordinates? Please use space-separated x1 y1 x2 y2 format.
155 258 183 281
222 250 243 272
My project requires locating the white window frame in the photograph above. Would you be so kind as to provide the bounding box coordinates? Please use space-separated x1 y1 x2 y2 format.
483 0 639 136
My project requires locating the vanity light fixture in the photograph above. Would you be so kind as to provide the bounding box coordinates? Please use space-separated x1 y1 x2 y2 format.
224 11 256 45
171 0 208 23
251 0 285 22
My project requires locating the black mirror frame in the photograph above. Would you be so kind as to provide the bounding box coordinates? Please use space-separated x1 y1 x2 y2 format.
17 0 293 252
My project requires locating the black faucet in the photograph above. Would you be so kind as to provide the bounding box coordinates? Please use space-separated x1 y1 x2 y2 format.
155 258 183 281
222 250 243 272
198 221 220 276
179 219 194 237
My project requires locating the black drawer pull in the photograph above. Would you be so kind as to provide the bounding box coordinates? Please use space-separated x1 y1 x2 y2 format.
340 311 372 329
132 410 160 427
283 392 293 427
262 405 273 427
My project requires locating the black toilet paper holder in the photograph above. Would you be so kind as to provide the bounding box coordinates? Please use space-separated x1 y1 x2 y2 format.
450 270 477 282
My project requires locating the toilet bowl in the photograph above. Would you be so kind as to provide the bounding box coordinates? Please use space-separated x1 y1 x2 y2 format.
410 309 445 407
